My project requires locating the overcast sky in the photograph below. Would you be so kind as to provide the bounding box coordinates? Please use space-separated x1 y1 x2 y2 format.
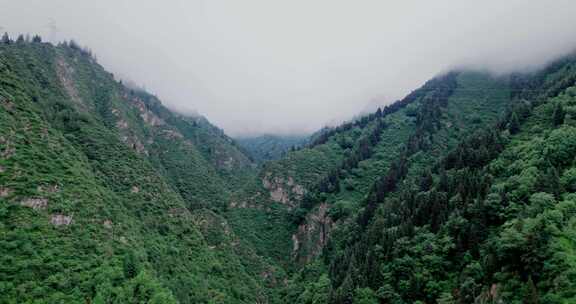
2 1 576 136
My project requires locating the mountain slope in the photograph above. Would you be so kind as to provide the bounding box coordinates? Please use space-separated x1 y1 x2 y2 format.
226 56 576 303
236 134 309 163
0 38 275 303
3 35 576 304
282 58 576 303
226 70 510 266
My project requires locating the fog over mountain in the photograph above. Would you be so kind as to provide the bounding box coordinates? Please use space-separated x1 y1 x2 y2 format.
2 0 576 136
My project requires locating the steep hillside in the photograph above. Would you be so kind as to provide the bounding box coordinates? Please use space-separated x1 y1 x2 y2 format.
280 59 576 303
226 56 576 303
0 37 277 303
3 34 576 304
226 71 510 265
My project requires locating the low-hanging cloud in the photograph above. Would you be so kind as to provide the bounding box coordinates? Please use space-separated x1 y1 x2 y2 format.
2 0 576 136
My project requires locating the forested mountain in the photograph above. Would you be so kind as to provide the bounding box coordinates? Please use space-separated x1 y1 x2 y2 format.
0 36 275 303
236 134 309 163
227 58 576 303
2 34 576 304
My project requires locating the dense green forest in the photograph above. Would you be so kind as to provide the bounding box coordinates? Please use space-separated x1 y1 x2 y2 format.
0 35 275 304
236 134 309 163
1 34 576 303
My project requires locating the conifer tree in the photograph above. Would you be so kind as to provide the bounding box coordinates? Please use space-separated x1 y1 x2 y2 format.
509 112 520 134
1 32 10 44
438 169 449 192
525 276 539 304
552 102 565 126
419 170 434 192
123 252 140 279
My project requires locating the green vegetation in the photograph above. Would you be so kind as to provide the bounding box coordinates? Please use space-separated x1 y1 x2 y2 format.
0 37 272 303
236 134 309 163
278 59 576 303
2 33 576 303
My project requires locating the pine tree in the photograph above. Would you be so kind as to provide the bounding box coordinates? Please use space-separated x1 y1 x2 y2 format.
525 276 539 304
123 252 140 279
438 169 449 192
1 32 10 44
552 102 565 126
509 112 520 134
69 39 80 49
419 170 434 192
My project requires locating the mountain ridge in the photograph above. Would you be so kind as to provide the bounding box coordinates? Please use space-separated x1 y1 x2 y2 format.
0 37 278 303
2 35 576 303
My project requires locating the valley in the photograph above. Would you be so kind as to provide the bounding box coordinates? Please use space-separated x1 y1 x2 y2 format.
1 36 576 304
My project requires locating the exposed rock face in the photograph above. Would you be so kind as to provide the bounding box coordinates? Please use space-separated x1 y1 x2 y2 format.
1 139 15 159
291 203 333 264
1 97 14 111
37 184 60 193
103 219 113 229
476 284 501 303
50 214 73 226
269 187 290 204
0 187 12 197
131 186 140 193
116 115 147 155
140 108 165 126
112 98 151 156
56 57 85 107
291 234 300 256
0 135 13 159
292 184 305 196
162 129 184 139
0 165 5 173
120 135 147 155
128 95 165 127
20 198 48 210
262 173 306 207
229 200 248 208
221 156 235 171
116 119 129 129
